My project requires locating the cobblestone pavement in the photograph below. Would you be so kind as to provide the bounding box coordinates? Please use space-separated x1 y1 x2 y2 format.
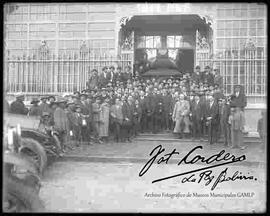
39 161 266 213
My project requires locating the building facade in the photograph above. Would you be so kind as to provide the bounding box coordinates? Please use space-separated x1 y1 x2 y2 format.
4 3 267 105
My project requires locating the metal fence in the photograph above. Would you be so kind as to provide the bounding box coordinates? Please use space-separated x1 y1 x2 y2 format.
4 47 267 104
4 50 132 94
197 48 267 103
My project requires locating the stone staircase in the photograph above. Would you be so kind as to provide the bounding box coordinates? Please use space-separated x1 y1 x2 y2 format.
133 131 261 145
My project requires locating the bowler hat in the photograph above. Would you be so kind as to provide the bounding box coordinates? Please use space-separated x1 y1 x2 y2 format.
42 112 50 116
55 97 67 104
48 95 56 101
40 96 48 100
30 98 40 104
15 92 24 99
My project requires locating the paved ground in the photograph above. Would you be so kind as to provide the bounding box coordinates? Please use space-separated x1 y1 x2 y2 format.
61 139 266 165
38 137 267 213
39 161 266 213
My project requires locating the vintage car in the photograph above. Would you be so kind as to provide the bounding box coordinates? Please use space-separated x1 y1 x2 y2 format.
4 113 62 169
3 122 44 212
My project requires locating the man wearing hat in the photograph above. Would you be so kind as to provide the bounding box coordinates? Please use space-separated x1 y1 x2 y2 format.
47 95 56 106
92 96 102 142
203 65 214 86
190 94 205 140
213 68 223 89
10 92 29 115
107 66 115 84
53 98 69 150
39 96 50 115
205 95 220 145
29 97 42 116
66 101 78 147
220 96 232 146
230 84 247 111
99 66 108 88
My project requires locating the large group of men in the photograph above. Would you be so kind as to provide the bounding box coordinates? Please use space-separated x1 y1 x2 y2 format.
5 64 250 153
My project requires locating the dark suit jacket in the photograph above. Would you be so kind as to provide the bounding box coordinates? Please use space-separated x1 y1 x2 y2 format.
98 73 107 87
206 101 219 124
231 93 247 109
191 73 201 85
122 102 134 124
190 99 204 121
144 94 156 116
163 95 173 115
10 100 28 115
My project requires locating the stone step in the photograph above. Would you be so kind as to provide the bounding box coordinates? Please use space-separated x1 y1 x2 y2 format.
133 137 261 144
140 132 260 138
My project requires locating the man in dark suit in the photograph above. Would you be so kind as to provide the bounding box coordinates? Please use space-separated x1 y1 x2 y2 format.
191 65 201 85
190 94 204 140
230 85 247 111
144 90 156 133
98 66 108 88
10 93 29 115
122 96 134 142
204 65 215 86
206 95 220 144
153 96 165 133
162 90 173 131
106 66 115 84
220 97 231 146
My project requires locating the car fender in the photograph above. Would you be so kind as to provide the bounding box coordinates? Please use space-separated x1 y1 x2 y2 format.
19 138 48 175
4 152 39 175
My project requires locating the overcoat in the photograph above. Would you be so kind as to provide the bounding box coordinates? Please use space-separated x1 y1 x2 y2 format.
172 100 190 133
99 102 110 137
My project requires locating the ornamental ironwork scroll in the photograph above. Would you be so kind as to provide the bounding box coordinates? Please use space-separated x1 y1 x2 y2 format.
121 30 134 51
196 30 210 51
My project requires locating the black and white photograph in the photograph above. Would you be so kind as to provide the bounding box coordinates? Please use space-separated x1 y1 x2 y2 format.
2 2 267 213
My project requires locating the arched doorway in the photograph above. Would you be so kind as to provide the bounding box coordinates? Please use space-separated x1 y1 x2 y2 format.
118 14 213 77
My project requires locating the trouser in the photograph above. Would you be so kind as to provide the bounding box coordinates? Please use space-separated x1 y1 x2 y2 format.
200 118 207 137
81 125 89 142
231 129 243 148
113 122 122 142
140 113 147 132
192 118 202 139
221 122 231 146
208 120 218 144
146 114 154 132
164 113 170 130
133 119 140 136
154 114 165 133
121 123 132 139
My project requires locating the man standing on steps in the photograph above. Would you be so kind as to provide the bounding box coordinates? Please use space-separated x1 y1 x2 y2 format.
190 94 204 140
144 88 156 133
206 95 219 145
172 94 190 139
10 92 29 115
